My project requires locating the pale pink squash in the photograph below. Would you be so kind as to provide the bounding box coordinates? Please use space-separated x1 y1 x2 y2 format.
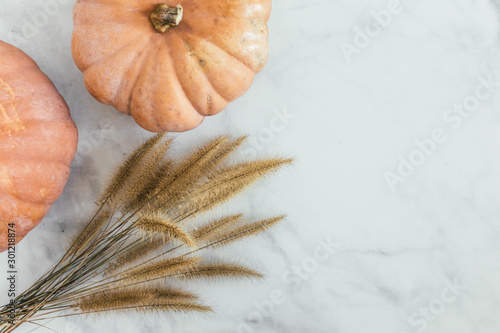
0 41 78 252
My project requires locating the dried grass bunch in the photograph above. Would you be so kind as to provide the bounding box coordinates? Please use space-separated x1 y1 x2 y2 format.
0 135 292 333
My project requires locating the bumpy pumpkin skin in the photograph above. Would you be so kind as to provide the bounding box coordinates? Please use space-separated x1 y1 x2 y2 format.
72 0 272 133
0 41 78 252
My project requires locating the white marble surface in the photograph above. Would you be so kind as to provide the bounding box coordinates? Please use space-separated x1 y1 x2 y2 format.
3 0 500 332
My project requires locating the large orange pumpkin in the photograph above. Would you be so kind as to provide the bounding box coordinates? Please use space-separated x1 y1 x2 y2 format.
72 0 272 133
0 41 78 252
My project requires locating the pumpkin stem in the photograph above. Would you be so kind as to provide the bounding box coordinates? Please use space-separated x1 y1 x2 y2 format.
150 4 183 33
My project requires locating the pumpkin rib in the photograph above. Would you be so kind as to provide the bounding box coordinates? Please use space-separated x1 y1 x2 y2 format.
128 36 203 132
0 105 73 129
109 37 157 106
181 17 269 73
128 38 166 132
176 37 229 115
163 34 193 106
148 36 203 131
0 152 74 171
177 31 255 101
72 6 153 72
0 158 70 206
83 34 151 78
1 68 73 120
0 200 49 215
72 17 147 30
0 147 76 169
1 105 73 123
0 120 77 158
83 36 155 105
0 116 75 130
77 0 157 12
116 35 158 114
186 12 258 22
0 157 74 176
179 30 256 74
73 1 148 25
0 161 71 193
128 52 163 131
181 0 271 21
167 32 228 116
5 188 60 206
73 20 151 73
